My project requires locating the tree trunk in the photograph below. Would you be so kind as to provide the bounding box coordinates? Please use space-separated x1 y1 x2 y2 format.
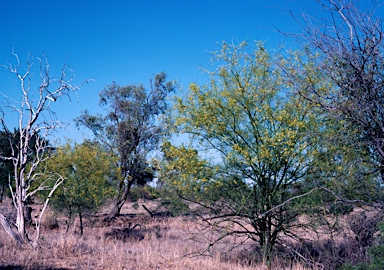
107 197 122 220
78 210 83 235
107 179 134 220
24 206 32 227
15 197 28 243
258 216 273 269
0 185 4 203
261 245 272 269
66 209 72 233
107 195 129 220
380 159 384 184
0 213 23 243
0 194 29 244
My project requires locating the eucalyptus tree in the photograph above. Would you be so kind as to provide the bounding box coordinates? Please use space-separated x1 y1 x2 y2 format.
76 72 176 219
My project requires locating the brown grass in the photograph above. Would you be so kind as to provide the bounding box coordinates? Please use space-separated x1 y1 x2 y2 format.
0 198 319 270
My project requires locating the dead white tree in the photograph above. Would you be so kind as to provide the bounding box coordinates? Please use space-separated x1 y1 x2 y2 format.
0 52 83 245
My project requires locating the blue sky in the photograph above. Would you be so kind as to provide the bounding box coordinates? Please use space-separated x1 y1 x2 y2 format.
0 0 380 143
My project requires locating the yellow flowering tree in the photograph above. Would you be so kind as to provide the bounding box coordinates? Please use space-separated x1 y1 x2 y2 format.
43 141 117 234
162 42 325 266
157 141 220 214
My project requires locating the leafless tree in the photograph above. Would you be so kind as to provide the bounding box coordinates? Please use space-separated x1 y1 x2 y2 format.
290 0 384 180
0 52 83 245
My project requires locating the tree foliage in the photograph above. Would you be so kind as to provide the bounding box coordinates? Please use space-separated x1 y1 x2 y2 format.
42 141 116 234
161 42 325 265
76 72 176 219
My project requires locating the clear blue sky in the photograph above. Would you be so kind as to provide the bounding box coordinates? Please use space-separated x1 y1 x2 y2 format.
0 0 380 143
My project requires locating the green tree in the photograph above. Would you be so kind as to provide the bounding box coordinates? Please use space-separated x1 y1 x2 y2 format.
43 141 116 234
157 142 216 215
76 73 176 219
163 42 325 266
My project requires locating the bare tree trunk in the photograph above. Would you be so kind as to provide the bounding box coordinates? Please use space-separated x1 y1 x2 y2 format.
0 213 23 243
15 196 28 243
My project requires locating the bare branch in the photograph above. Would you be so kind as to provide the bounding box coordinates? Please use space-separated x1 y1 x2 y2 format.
0 51 82 244
0 213 23 243
33 174 64 243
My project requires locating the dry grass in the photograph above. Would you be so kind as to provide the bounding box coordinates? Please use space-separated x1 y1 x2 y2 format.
0 199 318 270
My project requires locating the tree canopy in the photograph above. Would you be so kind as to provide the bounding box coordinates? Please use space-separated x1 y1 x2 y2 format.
76 72 176 218
160 42 329 265
42 141 117 234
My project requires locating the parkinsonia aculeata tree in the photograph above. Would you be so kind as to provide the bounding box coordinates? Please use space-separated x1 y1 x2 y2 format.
161 42 325 266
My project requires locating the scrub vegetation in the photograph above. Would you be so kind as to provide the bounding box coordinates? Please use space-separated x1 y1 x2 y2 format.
1 1 384 269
